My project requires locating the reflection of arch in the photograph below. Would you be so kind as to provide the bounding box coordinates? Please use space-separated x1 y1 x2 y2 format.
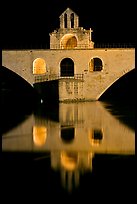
61 126 75 142
89 57 103 72
33 58 46 74
61 151 78 171
61 34 77 49
88 129 103 146
60 58 74 77
33 126 47 146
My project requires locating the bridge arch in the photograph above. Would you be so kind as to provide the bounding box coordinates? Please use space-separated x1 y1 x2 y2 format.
33 58 46 74
1 66 34 88
1 65 38 109
60 34 78 49
89 57 103 72
97 68 135 100
60 57 74 77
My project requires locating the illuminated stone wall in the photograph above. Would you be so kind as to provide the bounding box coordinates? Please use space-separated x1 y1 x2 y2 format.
2 48 135 101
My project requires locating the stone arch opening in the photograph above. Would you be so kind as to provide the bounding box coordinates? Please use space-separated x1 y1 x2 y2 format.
89 57 103 72
33 58 46 74
98 68 135 101
60 58 74 77
61 34 77 49
70 13 74 28
64 13 67 28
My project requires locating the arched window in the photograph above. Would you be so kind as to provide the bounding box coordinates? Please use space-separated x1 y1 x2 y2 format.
33 58 46 74
64 13 67 28
70 13 74 28
93 58 103 71
60 58 74 77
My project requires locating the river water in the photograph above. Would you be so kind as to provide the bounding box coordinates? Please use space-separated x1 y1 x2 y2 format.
1 100 135 202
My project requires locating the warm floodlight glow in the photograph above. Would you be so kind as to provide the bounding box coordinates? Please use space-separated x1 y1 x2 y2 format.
33 126 47 146
61 151 78 171
33 58 46 74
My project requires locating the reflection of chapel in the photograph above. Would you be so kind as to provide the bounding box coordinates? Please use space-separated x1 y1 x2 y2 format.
50 7 94 49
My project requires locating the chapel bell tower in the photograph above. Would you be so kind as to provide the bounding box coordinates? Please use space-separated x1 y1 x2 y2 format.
59 7 79 29
50 7 94 49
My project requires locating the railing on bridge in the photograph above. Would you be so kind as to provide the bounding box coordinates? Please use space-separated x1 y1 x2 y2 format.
50 43 135 49
50 44 93 49
34 74 84 83
2 42 135 50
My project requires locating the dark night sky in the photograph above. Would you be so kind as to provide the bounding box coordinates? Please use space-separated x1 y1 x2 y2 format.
1 0 135 49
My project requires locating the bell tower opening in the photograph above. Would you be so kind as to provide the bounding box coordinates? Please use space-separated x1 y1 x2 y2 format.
70 13 74 28
64 13 67 28
59 8 79 29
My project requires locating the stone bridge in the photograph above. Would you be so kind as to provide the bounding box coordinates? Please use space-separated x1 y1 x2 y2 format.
2 7 135 102
2 48 135 102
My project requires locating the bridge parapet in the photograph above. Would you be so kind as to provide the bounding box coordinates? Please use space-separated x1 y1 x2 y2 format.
34 73 84 83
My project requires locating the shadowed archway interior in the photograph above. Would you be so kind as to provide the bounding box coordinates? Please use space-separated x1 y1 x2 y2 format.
60 58 74 77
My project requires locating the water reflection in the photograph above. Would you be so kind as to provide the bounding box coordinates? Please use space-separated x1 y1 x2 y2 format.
33 126 47 146
2 101 135 193
59 151 93 192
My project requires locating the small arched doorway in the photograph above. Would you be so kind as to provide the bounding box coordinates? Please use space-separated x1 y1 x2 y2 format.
60 58 74 77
